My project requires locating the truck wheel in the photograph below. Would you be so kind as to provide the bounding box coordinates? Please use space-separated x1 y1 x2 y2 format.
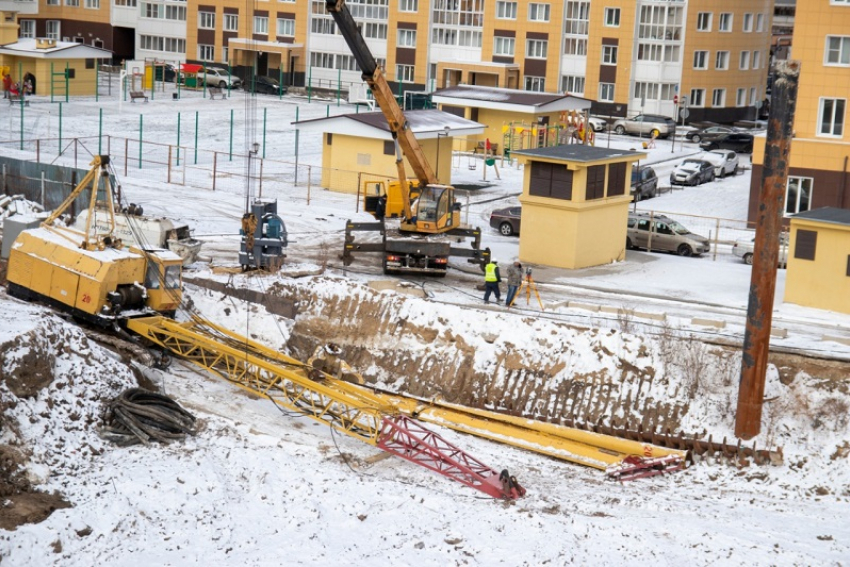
743 253 753 265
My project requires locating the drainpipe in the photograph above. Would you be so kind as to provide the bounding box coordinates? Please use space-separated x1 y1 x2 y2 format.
840 156 848 209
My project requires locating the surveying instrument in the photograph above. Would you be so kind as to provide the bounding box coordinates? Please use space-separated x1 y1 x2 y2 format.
509 267 544 310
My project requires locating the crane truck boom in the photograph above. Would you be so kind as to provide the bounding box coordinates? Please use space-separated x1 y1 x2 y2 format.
326 0 490 276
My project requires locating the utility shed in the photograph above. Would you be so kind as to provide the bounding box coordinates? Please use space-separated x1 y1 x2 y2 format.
513 145 646 270
0 38 112 97
293 109 484 193
784 207 850 314
430 85 592 155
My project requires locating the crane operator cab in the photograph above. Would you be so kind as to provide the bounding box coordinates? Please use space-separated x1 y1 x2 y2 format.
404 184 458 233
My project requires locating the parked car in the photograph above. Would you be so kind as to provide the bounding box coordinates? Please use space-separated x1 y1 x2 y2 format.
684 126 737 144
732 233 790 267
612 114 677 138
670 159 716 186
700 150 739 177
587 116 608 132
489 206 521 236
631 165 658 201
198 67 242 89
626 213 710 257
700 132 754 153
244 75 286 96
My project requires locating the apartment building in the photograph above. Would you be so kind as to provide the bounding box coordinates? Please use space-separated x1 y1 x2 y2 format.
13 0 773 122
748 0 850 223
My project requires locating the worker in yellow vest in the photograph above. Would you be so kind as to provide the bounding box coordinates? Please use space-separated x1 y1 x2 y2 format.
483 260 501 304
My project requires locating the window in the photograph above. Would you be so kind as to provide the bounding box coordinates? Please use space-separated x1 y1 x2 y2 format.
397 29 416 47
224 14 238 31
114 0 138 6
277 18 295 37
494 36 515 56
716 51 729 70
786 177 813 216
750 87 757 104
383 141 394 155
712 88 725 107
65 0 79 6
311 18 335 34
364 23 387 40
719 13 732 32
496 1 517 19
693 50 708 69
819 98 846 136
743 13 753 32
254 16 268 34
526 39 548 59
826 36 850 66
696 12 712 31
689 88 705 107
637 4 683 41
85 0 99 7
46 0 59 4
565 1 589 34
605 7 620 27
396 64 414 82
564 38 587 56
222 46 228 63
586 165 606 200
529 161 573 200
756 13 765 32
752 51 762 69
139 35 186 54
528 3 550 22
46 21 61 40
199 11 215 29
165 5 185 20
637 43 680 62
602 45 618 65
599 83 614 102
19 20 35 38
561 75 585 95
739 51 750 70
399 0 418 12
736 88 746 107
794 230 817 261
198 44 214 61
607 162 627 197
633 82 678 102
525 76 545 91
143 3 160 18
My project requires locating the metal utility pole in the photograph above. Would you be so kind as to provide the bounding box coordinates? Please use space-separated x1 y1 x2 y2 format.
735 60 800 440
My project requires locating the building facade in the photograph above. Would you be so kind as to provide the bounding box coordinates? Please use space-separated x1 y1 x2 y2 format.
748 0 850 224
12 0 773 122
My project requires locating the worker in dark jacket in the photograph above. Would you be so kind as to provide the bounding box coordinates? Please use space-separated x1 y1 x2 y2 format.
505 261 522 307
483 260 501 303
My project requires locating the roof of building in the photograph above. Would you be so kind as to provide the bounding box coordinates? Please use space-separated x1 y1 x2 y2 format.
512 144 646 163
292 109 485 139
431 85 592 113
793 207 850 226
0 38 112 59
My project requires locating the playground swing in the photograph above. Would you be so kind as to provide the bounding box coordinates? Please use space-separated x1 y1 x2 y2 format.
467 152 477 171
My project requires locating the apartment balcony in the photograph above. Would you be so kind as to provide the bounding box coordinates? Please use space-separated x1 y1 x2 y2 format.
2 0 38 15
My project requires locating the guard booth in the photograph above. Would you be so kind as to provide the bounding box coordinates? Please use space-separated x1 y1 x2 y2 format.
513 145 646 269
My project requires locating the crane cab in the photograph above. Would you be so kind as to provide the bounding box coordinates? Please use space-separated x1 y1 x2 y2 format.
402 184 460 234
137 247 183 317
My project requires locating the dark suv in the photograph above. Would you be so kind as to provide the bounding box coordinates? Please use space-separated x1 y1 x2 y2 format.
612 114 677 138
631 165 658 201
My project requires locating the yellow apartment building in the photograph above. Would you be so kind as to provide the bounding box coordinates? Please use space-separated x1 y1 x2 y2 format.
748 0 849 224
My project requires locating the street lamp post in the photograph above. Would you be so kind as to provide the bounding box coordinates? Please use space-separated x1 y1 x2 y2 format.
435 125 450 181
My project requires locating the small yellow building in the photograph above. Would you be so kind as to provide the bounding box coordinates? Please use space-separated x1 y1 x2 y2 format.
513 145 645 270
784 208 850 315
293 109 484 194
0 38 112 97
431 85 593 155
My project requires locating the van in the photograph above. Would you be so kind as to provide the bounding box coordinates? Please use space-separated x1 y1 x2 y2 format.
626 212 710 257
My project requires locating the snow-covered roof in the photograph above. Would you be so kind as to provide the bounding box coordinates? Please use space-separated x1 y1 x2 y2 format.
431 85 593 114
292 109 485 139
0 38 112 59
513 144 646 163
792 207 850 227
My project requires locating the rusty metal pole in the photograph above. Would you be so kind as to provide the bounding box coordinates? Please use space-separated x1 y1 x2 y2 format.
736 61 800 439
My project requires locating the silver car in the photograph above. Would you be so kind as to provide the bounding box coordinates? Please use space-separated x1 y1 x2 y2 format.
626 213 710 257
612 114 677 139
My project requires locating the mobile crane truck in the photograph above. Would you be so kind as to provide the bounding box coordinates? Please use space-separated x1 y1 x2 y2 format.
329 0 491 276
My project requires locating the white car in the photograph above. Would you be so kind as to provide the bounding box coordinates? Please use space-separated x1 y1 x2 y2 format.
732 233 790 267
587 116 607 132
700 150 739 177
198 67 242 89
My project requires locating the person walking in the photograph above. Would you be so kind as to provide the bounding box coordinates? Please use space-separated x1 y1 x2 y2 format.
505 261 523 307
483 259 501 304
2 73 12 99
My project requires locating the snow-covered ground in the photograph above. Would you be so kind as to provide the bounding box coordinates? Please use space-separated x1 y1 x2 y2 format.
1 86 848 565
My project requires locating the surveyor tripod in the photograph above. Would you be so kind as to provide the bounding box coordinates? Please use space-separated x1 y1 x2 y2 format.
509 268 544 310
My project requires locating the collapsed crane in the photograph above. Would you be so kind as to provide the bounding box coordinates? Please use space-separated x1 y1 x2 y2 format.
327 0 490 276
